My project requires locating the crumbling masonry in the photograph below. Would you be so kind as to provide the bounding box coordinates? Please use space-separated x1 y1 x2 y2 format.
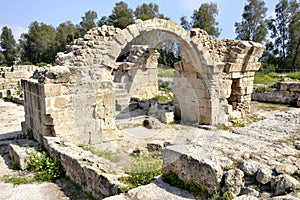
21 19 265 146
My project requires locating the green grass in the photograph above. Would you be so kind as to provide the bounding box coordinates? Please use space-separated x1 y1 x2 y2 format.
2 175 34 185
158 67 174 78
78 144 119 162
287 71 300 80
254 72 281 85
120 154 162 191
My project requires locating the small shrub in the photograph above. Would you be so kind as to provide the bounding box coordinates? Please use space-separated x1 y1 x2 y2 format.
288 99 298 107
3 96 12 102
228 117 245 127
26 148 64 182
120 154 162 191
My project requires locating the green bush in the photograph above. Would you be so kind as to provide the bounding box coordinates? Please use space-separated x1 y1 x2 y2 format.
120 154 162 191
26 148 64 182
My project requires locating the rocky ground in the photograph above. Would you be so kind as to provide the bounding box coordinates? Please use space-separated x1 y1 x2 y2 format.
0 99 299 199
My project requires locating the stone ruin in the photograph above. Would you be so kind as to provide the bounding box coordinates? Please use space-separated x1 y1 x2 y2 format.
21 18 265 148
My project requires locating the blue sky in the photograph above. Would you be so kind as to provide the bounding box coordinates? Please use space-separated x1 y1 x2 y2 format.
1 0 276 40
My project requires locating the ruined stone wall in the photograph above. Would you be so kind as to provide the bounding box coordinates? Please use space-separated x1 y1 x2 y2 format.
252 82 300 105
0 65 37 97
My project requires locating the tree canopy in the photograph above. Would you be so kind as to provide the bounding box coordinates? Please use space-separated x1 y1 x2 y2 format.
107 1 134 29
180 3 221 37
0 26 17 66
235 0 268 43
266 0 300 70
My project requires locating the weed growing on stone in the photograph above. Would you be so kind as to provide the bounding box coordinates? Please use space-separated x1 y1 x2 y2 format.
228 117 245 127
162 171 209 198
120 153 163 191
26 148 64 182
2 175 34 185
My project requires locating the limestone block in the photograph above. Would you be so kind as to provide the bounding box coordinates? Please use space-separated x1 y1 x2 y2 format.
8 144 28 170
53 95 73 109
43 84 62 97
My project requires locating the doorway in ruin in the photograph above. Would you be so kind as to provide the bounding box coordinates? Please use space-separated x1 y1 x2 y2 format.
111 30 209 126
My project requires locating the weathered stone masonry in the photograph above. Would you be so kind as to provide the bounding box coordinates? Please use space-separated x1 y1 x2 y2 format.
22 19 265 146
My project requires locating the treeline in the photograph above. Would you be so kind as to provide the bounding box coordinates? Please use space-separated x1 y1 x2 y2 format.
0 0 299 71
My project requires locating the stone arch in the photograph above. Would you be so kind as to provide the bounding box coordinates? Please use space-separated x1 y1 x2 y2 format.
105 19 215 124
32 18 265 146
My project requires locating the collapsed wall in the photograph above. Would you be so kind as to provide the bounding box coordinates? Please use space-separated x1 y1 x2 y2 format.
21 19 265 147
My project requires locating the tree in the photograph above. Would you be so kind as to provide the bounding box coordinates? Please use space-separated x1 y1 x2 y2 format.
19 22 57 64
56 21 78 52
107 1 134 29
134 3 165 21
0 52 5 66
78 10 98 37
287 0 300 69
180 16 191 30
191 3 221 37
235 0 268 43
0 26 17 66
267 0 300 69
97 16 108 27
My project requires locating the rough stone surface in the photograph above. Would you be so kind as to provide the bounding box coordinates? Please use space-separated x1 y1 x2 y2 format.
223 169 244 195
161 144 230 194
240 160 259 176
271 174 300 196
256 167 272 184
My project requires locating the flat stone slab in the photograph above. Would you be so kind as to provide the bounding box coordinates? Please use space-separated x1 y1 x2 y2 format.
104 178 195 200
0 182 68 200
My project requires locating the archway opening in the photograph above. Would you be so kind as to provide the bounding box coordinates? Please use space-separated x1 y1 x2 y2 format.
111 30 209 127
